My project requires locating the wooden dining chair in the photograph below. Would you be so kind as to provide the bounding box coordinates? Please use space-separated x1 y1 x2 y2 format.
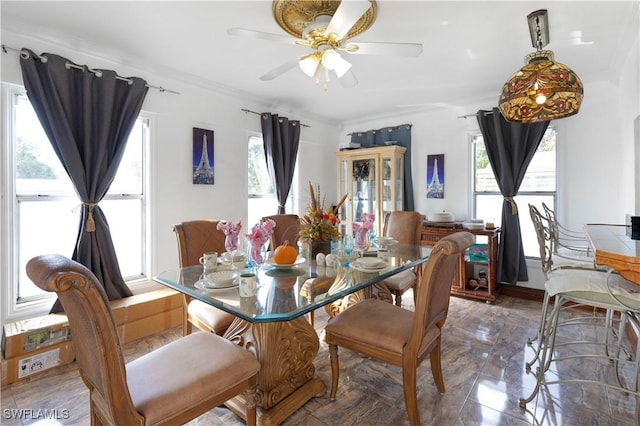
26 254 260 426
378 210 424 306
173 220 235 336
262 214 301 250
324 232 474 426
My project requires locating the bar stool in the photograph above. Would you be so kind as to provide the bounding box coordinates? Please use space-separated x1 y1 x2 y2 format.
523 205 640 422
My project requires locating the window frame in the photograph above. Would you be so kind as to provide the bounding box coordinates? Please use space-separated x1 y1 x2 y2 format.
471 127 557 259
1 83 154 322
247 134 298 227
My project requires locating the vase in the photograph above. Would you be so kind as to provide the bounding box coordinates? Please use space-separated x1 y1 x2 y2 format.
310 240 331 260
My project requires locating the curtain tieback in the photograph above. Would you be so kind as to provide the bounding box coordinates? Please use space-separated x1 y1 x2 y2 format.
73 202 98 232
504 197 518 215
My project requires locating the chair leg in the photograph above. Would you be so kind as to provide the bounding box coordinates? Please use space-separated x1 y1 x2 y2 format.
244 381 257 426
328 344 339 400
429 337 445 394
392 289 403 306
308 310 315 328
402 360 420 426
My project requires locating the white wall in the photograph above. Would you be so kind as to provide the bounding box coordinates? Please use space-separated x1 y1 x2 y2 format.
0 30 340 284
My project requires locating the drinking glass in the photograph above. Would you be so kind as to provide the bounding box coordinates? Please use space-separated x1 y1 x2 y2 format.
342 235 355 267
225 234 239 270
354 229 369 258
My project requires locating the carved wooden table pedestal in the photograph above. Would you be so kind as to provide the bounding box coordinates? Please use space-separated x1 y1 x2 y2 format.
223 317 326 426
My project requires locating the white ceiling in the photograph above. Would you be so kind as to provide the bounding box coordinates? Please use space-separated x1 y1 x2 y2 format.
2 1 638 124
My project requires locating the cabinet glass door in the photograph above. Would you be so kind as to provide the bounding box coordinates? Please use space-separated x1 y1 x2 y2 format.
352 159 376 226
394 156 403 211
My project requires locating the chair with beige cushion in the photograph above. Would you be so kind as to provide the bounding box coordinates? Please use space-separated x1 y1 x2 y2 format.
379 211 424 306
173 220 235 336
26 254 260 426
324 232 474 426
262 214 300 250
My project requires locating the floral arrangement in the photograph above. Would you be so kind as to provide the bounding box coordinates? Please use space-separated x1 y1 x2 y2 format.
299 182 347 243
217 219 242 252
246 218 276 264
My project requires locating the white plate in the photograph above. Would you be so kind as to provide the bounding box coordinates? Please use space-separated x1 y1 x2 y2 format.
201 271 239 288
221 252 246 263
427 212 455 222
265 256 306 269
351 258 388 271
374 237 398 247
463 222 485 230
195 279 239 290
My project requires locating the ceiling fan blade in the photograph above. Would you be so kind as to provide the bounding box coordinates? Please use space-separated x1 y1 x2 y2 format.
227 27 300 45
259 59 300 81
344 41 423 57
338 69 358 88
325 0 372 40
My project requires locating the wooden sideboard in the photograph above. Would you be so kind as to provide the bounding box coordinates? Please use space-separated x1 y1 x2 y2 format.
421 223 500 303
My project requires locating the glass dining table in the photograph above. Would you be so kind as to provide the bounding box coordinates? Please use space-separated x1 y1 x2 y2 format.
154 243 431 426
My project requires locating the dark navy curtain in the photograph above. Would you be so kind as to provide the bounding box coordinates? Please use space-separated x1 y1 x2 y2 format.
350 124 414 210
477 108 549 285
20 49 148 312
261 113 301 214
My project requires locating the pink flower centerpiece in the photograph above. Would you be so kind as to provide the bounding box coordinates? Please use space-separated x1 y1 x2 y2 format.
217 219 242 269
353 213 375 255
246 218 276 266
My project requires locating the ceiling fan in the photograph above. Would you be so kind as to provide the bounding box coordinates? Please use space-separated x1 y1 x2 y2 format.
227 0 423 90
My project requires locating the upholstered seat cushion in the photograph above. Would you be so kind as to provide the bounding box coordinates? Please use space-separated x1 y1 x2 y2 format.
380 269 416 292
127 332 260 426
325 299 439 356
188 300 235 333
545 268 640 310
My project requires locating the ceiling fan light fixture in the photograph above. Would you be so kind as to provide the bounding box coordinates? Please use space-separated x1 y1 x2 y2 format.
299 53 321 77
321 49 352 78
498 9 584 123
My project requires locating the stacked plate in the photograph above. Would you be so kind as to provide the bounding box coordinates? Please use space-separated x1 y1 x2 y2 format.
351 257 388 272
196 271 239 289
427 211 455 222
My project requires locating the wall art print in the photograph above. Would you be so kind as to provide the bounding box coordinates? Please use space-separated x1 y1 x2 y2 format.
426 154 444 199
192 127 214 185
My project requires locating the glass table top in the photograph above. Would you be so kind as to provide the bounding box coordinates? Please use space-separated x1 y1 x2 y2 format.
154 243 431 323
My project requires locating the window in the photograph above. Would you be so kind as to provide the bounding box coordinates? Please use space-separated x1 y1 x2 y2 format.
247 135 296 227
3 86 150 310
472 127 557 258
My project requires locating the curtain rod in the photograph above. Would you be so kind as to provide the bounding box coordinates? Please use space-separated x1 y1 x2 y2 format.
241 108 310 128
458 111 494 119
2 44 180 95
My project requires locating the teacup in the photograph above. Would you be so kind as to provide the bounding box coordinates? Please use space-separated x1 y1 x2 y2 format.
199 252 218 273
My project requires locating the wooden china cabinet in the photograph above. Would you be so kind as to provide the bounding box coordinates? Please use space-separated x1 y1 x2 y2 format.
335 145 406 237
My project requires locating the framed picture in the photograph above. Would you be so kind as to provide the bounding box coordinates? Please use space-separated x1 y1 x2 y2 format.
192 127 214 185
426 154 444 199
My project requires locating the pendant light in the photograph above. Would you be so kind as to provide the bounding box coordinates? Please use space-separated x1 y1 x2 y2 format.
499 9 583 123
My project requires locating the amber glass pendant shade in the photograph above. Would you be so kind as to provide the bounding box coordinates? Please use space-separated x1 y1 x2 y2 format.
499 49 583 123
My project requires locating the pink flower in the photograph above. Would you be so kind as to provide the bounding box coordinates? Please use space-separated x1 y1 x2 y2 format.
217 220 242 252
361 213 376 231
246 218 276 264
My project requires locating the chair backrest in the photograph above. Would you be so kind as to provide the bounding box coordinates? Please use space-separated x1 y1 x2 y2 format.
26 254 143 425
173 220 227 267
383 211 423 245
262 214 301 250
409 232 474 355
529 204 555 277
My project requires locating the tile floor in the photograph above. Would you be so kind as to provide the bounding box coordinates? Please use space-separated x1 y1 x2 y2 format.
1 294 638 425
